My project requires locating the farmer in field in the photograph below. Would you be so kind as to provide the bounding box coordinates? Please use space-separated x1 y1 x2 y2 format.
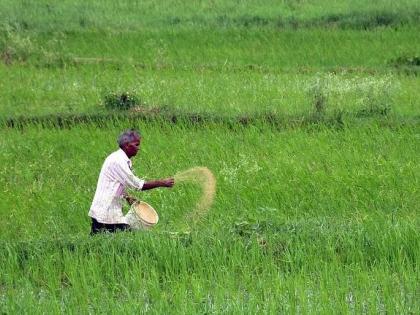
89 129 174 234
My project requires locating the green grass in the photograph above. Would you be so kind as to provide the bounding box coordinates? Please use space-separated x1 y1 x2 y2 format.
1 1 419 313
1 0 420 31
0 123 419 313
2 26 420 119
1 225 418 313
2 1 420 119
1 63 419 118
3 27 420 69
0 123 418 238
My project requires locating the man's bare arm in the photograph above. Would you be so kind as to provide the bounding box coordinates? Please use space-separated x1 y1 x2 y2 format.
124 178 174 205
141 178 175 191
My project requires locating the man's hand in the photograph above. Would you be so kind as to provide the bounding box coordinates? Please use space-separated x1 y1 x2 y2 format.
125 195 138 205
161 177 175 187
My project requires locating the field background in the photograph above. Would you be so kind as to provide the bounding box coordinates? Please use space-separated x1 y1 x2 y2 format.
0 0 419 313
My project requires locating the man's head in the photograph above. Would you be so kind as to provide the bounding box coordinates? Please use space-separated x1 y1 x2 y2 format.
118 129 141 158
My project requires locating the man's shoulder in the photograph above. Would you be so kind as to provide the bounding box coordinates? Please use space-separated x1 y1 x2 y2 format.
104 149 128 165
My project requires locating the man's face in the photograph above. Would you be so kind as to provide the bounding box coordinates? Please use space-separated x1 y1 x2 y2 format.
124 136 141 158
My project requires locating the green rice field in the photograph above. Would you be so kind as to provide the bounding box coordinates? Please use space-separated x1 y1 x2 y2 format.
1 1 419 313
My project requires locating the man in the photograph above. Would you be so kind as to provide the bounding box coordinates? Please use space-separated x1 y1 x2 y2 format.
89 129 174 234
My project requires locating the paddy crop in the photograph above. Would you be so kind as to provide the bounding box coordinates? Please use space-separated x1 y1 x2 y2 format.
2 25 420 119
1 1 420 119
0 122 419 313
1 64 420 118
1 0 420 32
1 122 418 238
1 0 419 313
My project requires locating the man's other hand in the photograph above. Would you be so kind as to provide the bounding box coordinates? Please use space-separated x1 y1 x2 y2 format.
125 195 138 205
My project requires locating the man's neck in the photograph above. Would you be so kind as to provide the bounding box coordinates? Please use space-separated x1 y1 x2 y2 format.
119 148 131 159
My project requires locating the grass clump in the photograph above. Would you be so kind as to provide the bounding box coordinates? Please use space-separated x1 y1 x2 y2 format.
389 55 420 67
388 54 420 75
103 91 140 110
312 10 415 29
309 77 328 118
0 24 35 64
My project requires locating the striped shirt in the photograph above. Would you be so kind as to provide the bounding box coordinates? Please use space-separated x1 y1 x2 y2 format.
88 149 144 224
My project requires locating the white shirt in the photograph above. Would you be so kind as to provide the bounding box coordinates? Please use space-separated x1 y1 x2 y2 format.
89 149 145 224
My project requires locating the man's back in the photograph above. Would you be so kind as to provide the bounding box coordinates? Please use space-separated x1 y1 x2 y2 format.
89 149 144 224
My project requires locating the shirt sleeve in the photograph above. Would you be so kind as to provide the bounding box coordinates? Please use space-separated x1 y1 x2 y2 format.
111 160 145 191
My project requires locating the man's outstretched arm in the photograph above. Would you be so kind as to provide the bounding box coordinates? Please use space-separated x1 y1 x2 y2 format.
124 178 174 205
141 178 175 191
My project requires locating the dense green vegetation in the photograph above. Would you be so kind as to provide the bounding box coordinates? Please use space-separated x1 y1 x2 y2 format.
1 0 419 313
2 64 420 118
1 123 419 312
1 1 420 118
1 0 420 31
1 123 418 239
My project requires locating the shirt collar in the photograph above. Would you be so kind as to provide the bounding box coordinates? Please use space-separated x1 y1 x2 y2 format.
117 148 130 161
117 148 132 169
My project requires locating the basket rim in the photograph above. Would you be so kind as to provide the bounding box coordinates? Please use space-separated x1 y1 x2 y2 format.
131 201 159 224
